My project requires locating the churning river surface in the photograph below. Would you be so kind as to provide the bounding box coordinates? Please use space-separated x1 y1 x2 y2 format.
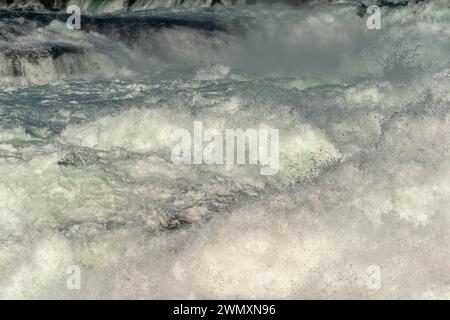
0 0 449 299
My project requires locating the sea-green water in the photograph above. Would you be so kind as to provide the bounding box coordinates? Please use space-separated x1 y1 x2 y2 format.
0 0 449 299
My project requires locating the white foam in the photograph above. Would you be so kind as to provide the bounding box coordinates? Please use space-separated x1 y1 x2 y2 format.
0 1 449 299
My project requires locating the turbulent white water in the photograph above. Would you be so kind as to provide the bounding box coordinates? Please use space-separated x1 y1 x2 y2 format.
0 0 449 299
0 0 217 12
